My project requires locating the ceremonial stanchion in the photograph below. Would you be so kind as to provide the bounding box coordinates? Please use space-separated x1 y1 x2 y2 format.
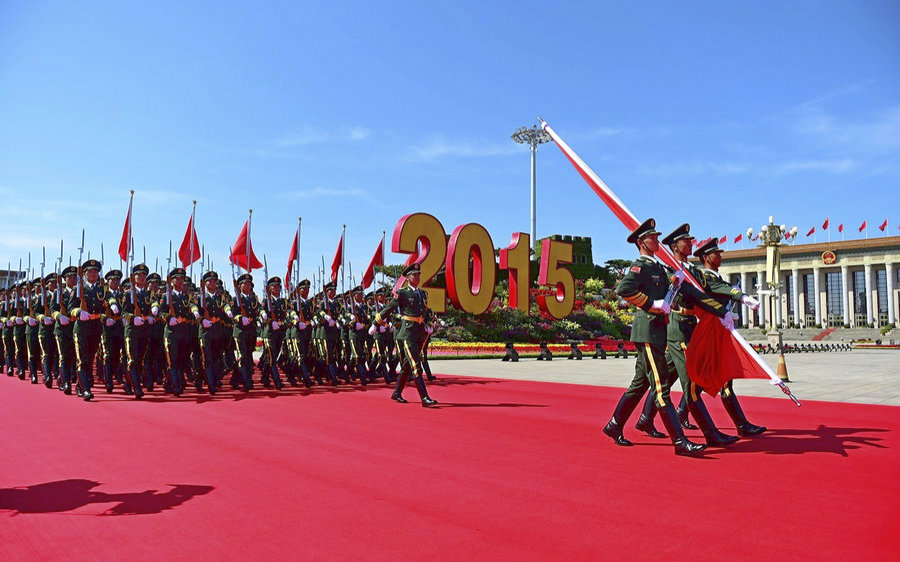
501 342 519 362
567 341 582 360
537 342 552 361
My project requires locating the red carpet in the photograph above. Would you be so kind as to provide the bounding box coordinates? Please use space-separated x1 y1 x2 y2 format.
1 372 898 561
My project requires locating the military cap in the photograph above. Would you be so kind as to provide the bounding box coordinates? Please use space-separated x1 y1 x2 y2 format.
43 273 57 283
323 281 336 291
31 277 42 285
375 287 387 295
201 270 219 282
132 263 150 275
365 291 375 300
298 278 311 288
351 285 363 294
236 273 253 285
694 238 724 259
267 276 282 286
168 267 186 278
17 281 26 289
104 269 123 280
147 272 162 283
121 278 132 288
61 265 78 278
82 259 102 271
662 223 693 246
626 218 660 244
402 262 421 277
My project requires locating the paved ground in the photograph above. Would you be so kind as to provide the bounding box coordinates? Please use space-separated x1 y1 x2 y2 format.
431 349 900 406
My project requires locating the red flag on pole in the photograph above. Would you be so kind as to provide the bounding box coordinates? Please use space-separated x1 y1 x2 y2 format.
719 235 727 244
838 223 844 233
178 210 201 268
879 219 888 231
229 220 263 271
734 233 743 243
361 236 384 289
822 217 829 230
286 229 299 284
118 192 133 262
330 230 344 284
806 226 816 237
859 220 867 232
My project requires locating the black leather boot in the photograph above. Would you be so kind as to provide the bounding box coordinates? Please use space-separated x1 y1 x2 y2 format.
391 370 409 403
659 403 706 457
676 394 698 429
689 397 739 446
721 392 767 437
414 375 437 407
635 394 666 438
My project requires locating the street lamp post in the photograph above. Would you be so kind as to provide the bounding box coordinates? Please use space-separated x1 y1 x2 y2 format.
756 217 798 381
511 125 551 253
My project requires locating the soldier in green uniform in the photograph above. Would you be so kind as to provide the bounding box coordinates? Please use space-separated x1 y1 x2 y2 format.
602 219 728 456
287 279 315 387
24 278 43 384
36 274 59 388
13 282 28 380
70 259 108 401
145 272 166 391
375 263 438 407
258 275 291 389
232 273 260 391
100 269 125 393
317 281 344 386
2 288 12 375
122 264 156 399
368 288 396 383
346 285 371 385
51 266 77 394
192 271 231 394
161 268 195 396
694 239 767 437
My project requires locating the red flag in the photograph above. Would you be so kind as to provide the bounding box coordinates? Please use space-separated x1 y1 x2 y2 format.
330 230 344 284
822 217 829 230
286 229 299 284
838 223 844 233
118 194 133 262
859 220 867 232
806 226 815 237
361 237 384 289
719 235 727 244
229 220 263 272
879 219 888 231
752 232 760 241
686 308 770 395
734 233 743 243
178 211 201 268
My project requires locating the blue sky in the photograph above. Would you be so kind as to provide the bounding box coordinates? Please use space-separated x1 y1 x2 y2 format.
1 1 898 284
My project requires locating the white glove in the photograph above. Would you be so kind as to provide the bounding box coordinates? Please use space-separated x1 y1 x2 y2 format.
271 321 280 331
5 319 13 327
79 311 90 321
151 305 159 315
241 317 250 326
368 325 377 335
193 311 200 320
169 317 178 326
15 317 24 325
58 316 70 326
353 322 362 330
327 319 335 327
426 326 434 334
671 269 686 286
379 326 386 333
324 314 332 322
134 316 144 326
741 295 760 311
260 311 268 322
350 314 356 322
730 311 740 321
105 318 115 327
110 304 120 314
226 310 234 319
202 319 212 329
297 321 307 330
720 314 735 331
147 316 155 325
43 316 54 325
651 299 671 315
27 318 37 327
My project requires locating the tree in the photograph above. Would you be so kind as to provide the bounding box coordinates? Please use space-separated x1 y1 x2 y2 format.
604 259 632 279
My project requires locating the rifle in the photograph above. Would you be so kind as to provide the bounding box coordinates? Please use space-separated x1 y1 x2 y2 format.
231 254 247 319
263 254 273 318
16 258 22 319
26 253 34 318
77 229 86 311
41 247 48 317
57 242 69 319
199 246 210 322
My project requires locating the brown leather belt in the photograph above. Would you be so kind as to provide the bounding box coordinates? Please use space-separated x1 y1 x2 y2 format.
672 306 695 316
402 315 424 324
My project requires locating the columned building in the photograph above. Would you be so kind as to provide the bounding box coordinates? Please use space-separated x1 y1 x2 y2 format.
708 236 899 329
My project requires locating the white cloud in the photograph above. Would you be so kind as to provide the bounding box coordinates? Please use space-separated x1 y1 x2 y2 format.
274 126 373 147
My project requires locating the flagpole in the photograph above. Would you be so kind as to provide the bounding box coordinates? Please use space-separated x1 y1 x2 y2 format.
297 217 302 291
340 224 346 297
381 230 386 291
128 190 134 266
246 209 253 273
189 200 197 280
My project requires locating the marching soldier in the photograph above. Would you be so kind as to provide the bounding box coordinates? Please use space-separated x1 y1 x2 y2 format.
288 279 315 387
375 263 438 407
232 273 260 391
259 275 290 389
161 268 195 396
36 274 60 388
192 271 231 394
602 219 728 456
317 282 343 386
368 288 396 383
694 238 767 437
24 278 42 383
51 266 78 394
145 272 165 391
347 286 371 385
13 282 28 380
122 264 155 399
100 269 125 393
70 259 107 401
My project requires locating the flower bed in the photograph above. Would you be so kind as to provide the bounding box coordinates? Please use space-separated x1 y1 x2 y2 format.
428 339 636 358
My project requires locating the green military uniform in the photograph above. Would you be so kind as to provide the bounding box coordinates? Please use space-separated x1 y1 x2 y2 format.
35 274 60 388
376 263 437 406
51 267 78 394
12 284 28 380
258 276 293 389
161 268 196 396
285 280 314 387
100 270 125 393
70 259 108 401
346 286 372 385
232 273 261 391
1 289 12 375
317 283 344 386
694 238 767 437
192 271 232 394
122 265 157 399
24 279 43 383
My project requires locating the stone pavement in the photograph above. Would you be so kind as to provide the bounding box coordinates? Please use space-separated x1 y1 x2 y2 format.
430 349 900 406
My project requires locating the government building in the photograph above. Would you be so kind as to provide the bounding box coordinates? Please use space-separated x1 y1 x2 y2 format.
714 236 899 329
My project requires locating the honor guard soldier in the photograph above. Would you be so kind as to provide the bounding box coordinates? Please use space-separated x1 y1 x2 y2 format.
375 263 438 407
347 285 372 385
24 278 42 383
192 271 231 394
51 266 78 394
13 283 27 380
368 288 396 383
36 274 60 388
602 219 727 456
694 238 767 437
317 281 344 386
2 288 12 375
70 259 106 401
122 264 155 399
288 279 315 387
100 269 125 393
259 275 290 389
634 224 741 447
162 268 195 396
145 272 165 390
232 273 260 391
